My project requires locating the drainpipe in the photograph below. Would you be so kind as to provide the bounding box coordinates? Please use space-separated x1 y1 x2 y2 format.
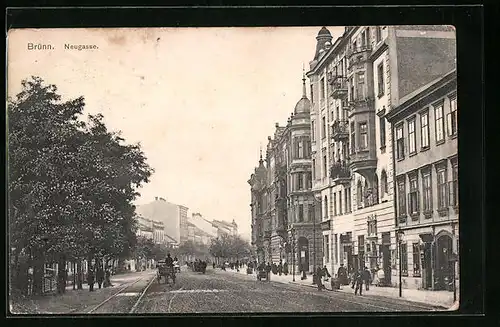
390 113 399 284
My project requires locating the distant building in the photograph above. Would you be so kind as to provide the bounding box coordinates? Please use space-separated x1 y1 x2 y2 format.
211 219 238 237
136 197 189 244
136 215 165 244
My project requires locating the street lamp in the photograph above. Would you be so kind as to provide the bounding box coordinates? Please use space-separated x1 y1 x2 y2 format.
448 252 458 303
397 230 405 297
312 194 321 284
290 228 296 282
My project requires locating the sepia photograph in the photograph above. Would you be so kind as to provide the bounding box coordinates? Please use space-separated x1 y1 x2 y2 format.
7 25 458 314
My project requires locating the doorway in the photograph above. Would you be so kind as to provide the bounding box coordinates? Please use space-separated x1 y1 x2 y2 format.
435 234 453 290
298 237 309 272
381 244 392 285
422 243 432 289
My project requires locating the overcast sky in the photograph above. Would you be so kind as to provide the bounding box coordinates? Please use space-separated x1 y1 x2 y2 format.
8 26 344 240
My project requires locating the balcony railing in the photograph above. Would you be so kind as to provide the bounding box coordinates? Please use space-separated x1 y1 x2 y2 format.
264 230 272 238
330 161 351 185
332 120 349 141
320 219 331 231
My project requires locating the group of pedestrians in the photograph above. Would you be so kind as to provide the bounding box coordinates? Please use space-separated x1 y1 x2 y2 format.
350 266 372 296
86 266 112 292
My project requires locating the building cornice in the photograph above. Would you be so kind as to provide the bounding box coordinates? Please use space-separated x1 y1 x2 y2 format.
385 70 457 123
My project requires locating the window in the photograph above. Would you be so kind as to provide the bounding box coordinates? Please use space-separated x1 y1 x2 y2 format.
435 104 445 143
333 192 337 216
334 234 338 264
412 243 421 277
396 124 405 160
397 178 407 217
377 63 385 96
367 219 377 236
357 180 364 208
400 243 408 276
323 156 327 178
298 141 304 158
298 204 304 222
310 84 314 103
307 172 312 189
379 116 386 150
304 140 311 158
358 235 365 265
361 31 366 47
312 159 316 179
298 173 303 190
336 106 340 121
311 121 315 141
350 122 356 154
356 72 365 100
381 170 388 195
376 26 382 43
320 78 325 101
422 170 432 213
408 118 416 154
447 97 458 137
339 190 343 215
323 196 328 219
322 116 326 139
449 161 458 207
308 204 314 222
437 168 448 209
408 174 419 216
420 111 430 149
324 236 330 263
359 122 368 150
345 187 352 213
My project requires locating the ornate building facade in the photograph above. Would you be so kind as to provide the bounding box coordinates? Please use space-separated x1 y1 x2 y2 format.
307 25 456 288
249 76 322 274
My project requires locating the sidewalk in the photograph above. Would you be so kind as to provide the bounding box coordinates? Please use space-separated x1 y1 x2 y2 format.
222 267 457 309
10 270 156 314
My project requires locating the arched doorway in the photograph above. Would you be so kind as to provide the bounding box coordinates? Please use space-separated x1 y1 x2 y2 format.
435 234 453 290
298 237 310 273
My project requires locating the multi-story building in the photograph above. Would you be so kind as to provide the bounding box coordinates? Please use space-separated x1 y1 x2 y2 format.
136 215 165 244
385 69 458 291
307 25 456 285
211 219 238 237
249 76 321 274
136 197 188 245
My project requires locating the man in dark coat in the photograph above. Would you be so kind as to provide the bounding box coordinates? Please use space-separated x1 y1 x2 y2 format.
265 262 272 281
278 261 283 276
354 268 364 295
316 266 325 291
337 263 348 285
362 266 371 291
87 267 95 292
96 267 105 289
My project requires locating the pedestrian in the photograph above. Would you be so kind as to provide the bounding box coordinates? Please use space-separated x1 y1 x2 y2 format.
283 262 288 275
278 260 283 276
104 267 112 287
96 266 104 289
316 266 325 291
265 262 272 282
362 266 371 291
87 267 95 292
376 266 385 287
337 263 348 285
301 263 307 280
354 269 363 295
322 265 331 286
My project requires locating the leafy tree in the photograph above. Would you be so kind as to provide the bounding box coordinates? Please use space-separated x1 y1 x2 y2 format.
8 77 154 295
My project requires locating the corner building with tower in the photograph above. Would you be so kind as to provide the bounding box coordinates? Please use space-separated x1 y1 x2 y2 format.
249 76 322 275
306 25 456 288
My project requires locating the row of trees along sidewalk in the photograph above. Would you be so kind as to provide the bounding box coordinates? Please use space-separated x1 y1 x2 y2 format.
209 234 253 264
8 77 154 297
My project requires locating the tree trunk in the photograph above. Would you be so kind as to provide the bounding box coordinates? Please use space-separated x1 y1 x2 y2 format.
77 260 83 290
57 255 66 294
32 251 44 296
72 261 76 290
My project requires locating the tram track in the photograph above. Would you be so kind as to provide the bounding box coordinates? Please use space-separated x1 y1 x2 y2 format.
86 272 156 314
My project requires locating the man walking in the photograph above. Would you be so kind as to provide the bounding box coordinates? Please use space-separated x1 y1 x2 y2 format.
362 266 371 291
354 268 363 296
96 266 105 289
87 267 95 292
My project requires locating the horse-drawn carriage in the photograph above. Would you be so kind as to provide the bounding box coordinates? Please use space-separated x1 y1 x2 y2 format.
191 260 207 274
156 260 176 285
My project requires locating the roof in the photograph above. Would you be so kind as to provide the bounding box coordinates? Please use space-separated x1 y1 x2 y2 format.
294 97 312 114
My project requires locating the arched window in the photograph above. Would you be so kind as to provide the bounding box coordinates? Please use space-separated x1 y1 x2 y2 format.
373 173 379 204
357 180 363 208
364 179 369 205
381 170 388 195
324 196 328 219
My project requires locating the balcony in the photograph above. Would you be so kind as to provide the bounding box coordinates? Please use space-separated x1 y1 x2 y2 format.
328 74 348 99
349 149 377 174
264 230 272 239
331 120 349 141
347 45 372 70
330 161 351 186
347 97 374 113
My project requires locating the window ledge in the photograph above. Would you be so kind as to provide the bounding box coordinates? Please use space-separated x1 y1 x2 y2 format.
409 151 417 158
413 273 422 278
437 207 449 217
380 145 386 152
398 215 407 224
377 92 385 99
423 210 433 219
410 212 420 221
450 133 458 140
401 273 409 277
397 157 405 162
436 139 445 146
420 146 430 153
